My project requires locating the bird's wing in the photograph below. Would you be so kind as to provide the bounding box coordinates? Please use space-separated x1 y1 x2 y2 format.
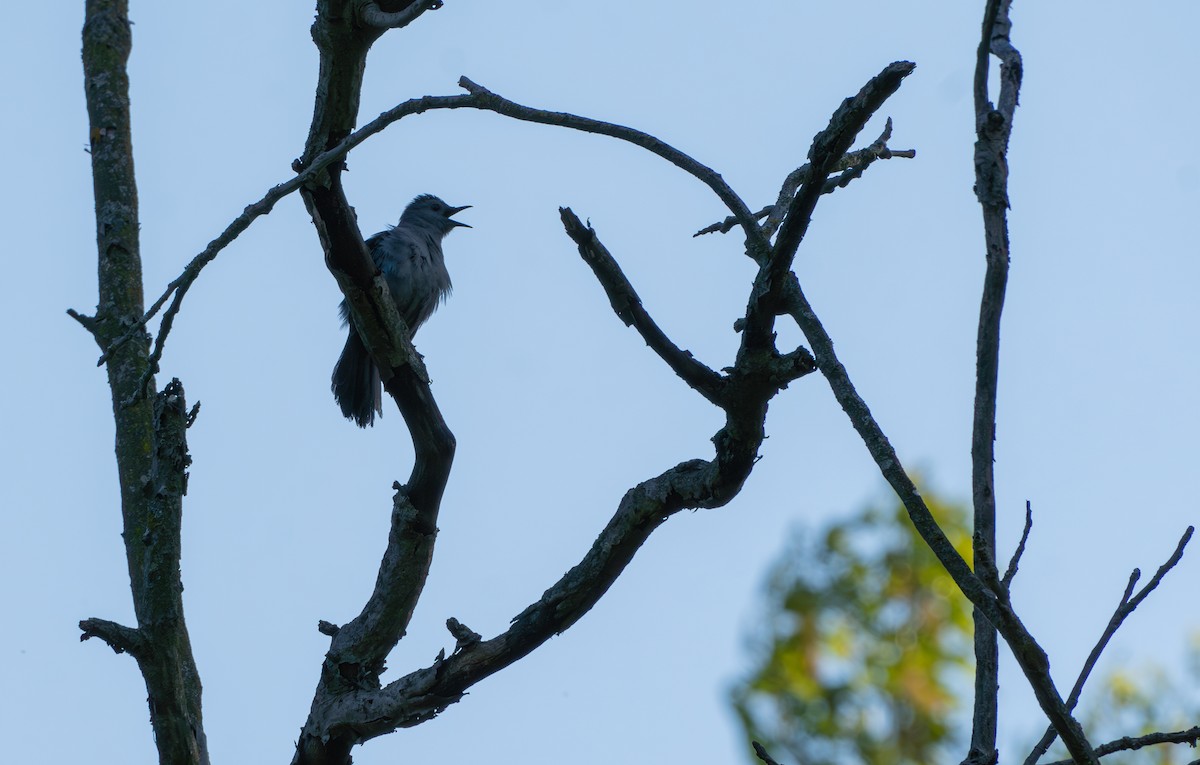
365 230 388 260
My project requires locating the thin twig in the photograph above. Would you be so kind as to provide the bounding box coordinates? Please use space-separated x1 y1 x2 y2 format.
752 741 785 765
79 617 145 657
66 308 99 335
1039 726 1200 765
1001 500 1033 588
694 205 773 238
693 121 916 238
1024 526 1194 765
763 116 910 242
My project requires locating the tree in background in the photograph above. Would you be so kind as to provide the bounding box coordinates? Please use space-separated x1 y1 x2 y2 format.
733 490 974 765
735 492 1200 765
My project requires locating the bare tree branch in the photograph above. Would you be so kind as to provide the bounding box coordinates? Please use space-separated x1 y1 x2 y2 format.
1001 500 1033 588
79 617 145 657
294 161 458 765
81 2 208 762
453 76 771 262
781 274 984 597
358 0 443 30
765 117 915 241
1040 727 1200 765
445 617 481 650
968 0 1022 756
66 307 99 335
559 208 729 405
287 9 465 762
769 64 914 268
782 267 1095 762
753 741 786 765
1024 526 1195 765
303 452 765 744
693 122 916 239
742 62 914 358
318 486 443 690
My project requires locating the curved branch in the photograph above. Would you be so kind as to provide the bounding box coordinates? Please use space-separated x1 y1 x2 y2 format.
1001 500 1033 587
358 0 443 30
1040 727 1200 765
298 162 456 694
79 617 145 657
559 208 729 404
317 450 759 742
114 73 772 389
453 76 770 262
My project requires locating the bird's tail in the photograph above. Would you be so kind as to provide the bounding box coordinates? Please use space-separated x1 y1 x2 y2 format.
331 329 382 427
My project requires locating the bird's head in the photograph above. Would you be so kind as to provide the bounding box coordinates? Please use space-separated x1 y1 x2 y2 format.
400 194 472 235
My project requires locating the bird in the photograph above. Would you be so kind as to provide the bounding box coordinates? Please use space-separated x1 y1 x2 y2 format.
331 194 470 427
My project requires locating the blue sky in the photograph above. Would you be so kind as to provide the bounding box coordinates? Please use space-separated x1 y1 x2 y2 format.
3 2 1198 763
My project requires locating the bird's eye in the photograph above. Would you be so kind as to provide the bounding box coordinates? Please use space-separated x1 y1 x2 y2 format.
431 203 442 211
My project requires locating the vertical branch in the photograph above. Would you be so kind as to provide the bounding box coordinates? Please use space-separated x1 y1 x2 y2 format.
292 5 454 764
81 2 208 764
969 0 1022 762
967 0 1006 758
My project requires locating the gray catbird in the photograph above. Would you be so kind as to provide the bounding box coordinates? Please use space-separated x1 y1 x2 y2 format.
331 194 470 427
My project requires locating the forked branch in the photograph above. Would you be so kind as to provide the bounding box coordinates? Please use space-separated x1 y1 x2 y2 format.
1023 526 1195 765
694 119 916 239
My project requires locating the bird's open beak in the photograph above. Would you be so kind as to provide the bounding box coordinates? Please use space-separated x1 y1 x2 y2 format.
447 204 472 228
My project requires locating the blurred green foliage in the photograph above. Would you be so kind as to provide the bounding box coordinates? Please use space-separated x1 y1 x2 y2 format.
732 489 1199 765
729 491 1200 765
730 490 975 765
